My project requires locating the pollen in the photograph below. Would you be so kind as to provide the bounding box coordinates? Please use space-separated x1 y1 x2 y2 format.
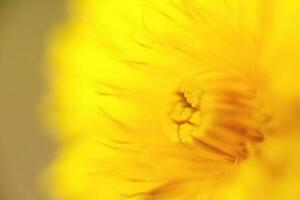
168 71 265 162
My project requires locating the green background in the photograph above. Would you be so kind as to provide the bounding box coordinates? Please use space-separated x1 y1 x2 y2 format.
0 1 65 200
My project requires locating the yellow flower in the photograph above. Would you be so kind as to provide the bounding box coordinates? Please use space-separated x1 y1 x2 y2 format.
45 0 300 199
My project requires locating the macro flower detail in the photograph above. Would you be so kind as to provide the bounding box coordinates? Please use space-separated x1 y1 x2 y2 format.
46 0 300 200
167 71 267 162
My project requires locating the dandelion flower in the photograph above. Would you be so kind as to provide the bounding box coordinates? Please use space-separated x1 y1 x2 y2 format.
46 0 300 199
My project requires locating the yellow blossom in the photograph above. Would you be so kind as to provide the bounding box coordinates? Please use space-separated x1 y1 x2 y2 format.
45 0 300 199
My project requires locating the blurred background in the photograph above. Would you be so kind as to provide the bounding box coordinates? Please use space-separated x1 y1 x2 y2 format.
0 0 65 199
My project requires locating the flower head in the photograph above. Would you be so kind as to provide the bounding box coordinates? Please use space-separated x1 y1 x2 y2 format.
46 0 300 199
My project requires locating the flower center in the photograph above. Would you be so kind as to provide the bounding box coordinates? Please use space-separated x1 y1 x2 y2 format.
167 71 265 162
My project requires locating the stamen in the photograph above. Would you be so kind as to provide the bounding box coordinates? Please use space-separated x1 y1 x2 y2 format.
167 71 266 161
